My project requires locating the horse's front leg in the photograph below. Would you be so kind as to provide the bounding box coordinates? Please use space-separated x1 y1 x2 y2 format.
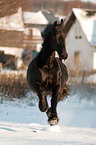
38 92 48 112
48 84 60 125
36 82 48 112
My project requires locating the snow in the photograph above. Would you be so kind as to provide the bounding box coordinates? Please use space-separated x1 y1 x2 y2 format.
0 122 96 145
0 7 24 31
85 73 96 84
0 92 96 145
24 11 48 25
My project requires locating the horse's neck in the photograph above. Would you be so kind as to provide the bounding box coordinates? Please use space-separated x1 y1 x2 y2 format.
37 34 55 68
37 46 55 68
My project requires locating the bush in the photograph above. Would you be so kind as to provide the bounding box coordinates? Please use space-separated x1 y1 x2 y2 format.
0 72 29 102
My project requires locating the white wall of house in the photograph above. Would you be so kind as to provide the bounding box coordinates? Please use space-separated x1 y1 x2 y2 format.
24 27 41 36
32 28 41 36
24 25 45 52
0 7 24 69
93 51 96 70
66 19 94 71
0 46 23 68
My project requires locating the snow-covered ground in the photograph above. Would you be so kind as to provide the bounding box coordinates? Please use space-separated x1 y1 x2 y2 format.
0 91 96 145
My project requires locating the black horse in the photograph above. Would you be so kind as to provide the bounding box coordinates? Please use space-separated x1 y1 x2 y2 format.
27 19 69 125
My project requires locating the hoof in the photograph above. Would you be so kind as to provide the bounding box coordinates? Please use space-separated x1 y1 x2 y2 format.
39 96 48 112
48 116 59 126
39 104 48 112
39 101 48 112
46 108 51 118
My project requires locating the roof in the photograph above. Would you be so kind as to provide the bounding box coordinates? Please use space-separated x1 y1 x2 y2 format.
65 8 96 47
0 0 20 18
0 7 24 31
23 10 59 25
42 11 59 23
24 11 48 25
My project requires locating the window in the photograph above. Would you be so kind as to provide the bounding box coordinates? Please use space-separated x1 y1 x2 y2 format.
74 51 80 67
75 27 82 39
25 28 33 36
29 29 33 36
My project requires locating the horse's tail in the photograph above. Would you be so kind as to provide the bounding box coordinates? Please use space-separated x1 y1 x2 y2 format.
58 83 70 102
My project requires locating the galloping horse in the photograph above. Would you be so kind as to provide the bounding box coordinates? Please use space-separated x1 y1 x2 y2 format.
27 19 69 125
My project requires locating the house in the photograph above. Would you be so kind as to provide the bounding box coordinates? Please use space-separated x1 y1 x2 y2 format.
0 8 60 69
0 7 24 69
64 8 96 72
0 51 16 69
23 10 59 52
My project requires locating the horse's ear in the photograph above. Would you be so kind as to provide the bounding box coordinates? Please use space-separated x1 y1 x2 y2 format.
61 19 64 26
53 21 57 27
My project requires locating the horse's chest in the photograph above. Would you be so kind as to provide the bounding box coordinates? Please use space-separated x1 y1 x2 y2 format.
39 65 61 89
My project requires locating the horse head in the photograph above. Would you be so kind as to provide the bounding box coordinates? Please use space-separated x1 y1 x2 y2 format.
50 19 68 61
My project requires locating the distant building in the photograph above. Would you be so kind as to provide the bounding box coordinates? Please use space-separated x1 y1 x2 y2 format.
65 8 96 72
0 7 24 69
0 8 63 69
23 10 59 52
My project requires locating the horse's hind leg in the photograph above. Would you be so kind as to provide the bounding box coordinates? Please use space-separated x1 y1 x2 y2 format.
38 92 48 112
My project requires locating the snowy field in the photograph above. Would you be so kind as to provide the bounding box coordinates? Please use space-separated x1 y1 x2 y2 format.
0 90 96 145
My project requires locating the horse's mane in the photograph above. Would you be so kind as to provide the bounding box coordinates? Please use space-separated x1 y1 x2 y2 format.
41 24 52 40
37 24 53 67
41 24 53 49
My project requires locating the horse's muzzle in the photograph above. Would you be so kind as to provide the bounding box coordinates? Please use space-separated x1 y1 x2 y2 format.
60 52 68 61
64 53 68 60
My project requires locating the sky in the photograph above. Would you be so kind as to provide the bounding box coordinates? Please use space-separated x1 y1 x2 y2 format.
81 0 96 3
64 0 96 4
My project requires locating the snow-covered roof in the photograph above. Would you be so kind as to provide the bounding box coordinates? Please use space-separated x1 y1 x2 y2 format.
55 14 66 21
65 8 96 47
24 11 48 25
73 8 96 46
0 7 24 31
23 10 59 25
